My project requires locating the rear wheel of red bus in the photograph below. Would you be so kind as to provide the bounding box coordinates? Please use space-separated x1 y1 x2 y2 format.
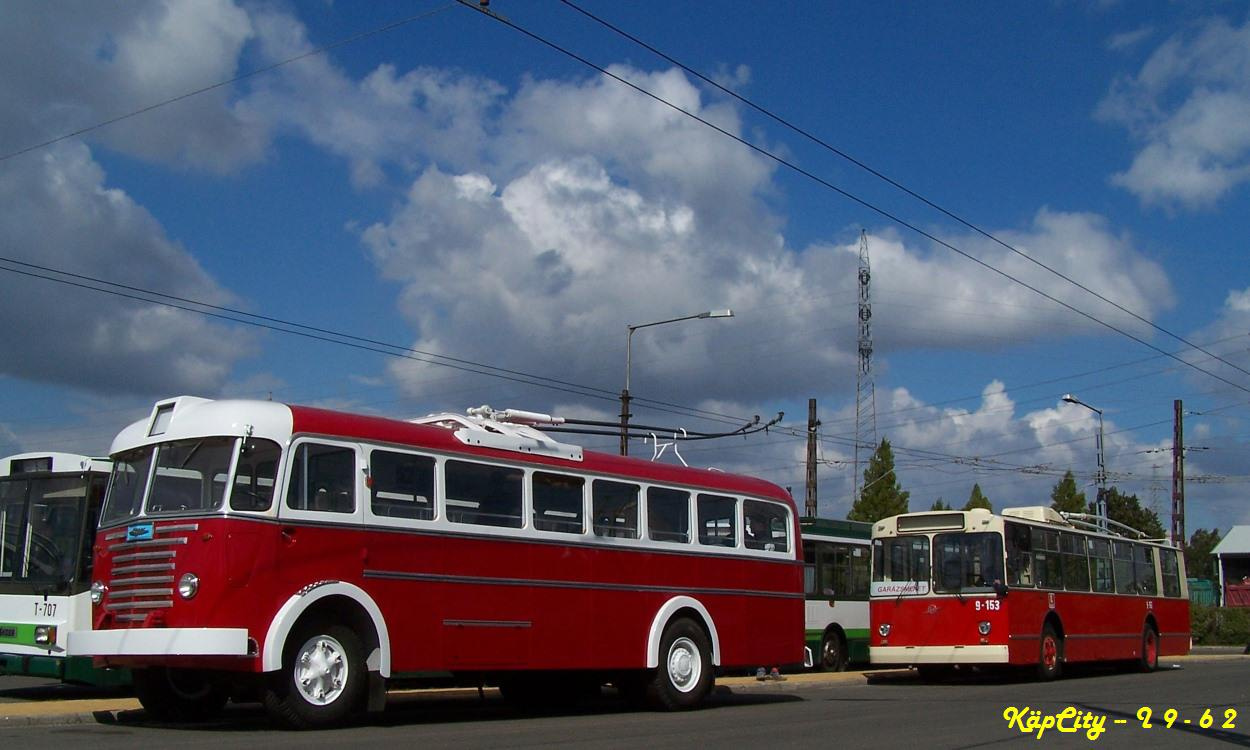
644 618 713 710
1139 623 1159 672
1037 623 1063 681
264 622 368 729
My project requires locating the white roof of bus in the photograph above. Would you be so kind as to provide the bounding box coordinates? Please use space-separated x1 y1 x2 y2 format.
110 397 295 455
1 451 111 477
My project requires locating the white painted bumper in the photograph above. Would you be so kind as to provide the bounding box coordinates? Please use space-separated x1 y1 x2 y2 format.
870 644 1009 665
68 628 250 657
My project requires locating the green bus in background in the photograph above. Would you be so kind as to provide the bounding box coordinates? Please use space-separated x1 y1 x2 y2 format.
0 452 126 686
801 517 872 670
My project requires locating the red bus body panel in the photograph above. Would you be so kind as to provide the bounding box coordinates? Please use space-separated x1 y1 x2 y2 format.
872 590 1190 665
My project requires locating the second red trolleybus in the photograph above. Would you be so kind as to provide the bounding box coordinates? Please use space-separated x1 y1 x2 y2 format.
869 506 1189 679
70 396 803 727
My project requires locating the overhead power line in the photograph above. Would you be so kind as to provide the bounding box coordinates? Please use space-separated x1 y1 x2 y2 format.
553 0 1250 385
457 0 1250 397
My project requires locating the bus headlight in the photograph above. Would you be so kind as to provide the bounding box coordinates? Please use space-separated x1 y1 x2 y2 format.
978 621 992 636
34 625 58 646
90 581 106 605
878 623 891 637
178 572 200 600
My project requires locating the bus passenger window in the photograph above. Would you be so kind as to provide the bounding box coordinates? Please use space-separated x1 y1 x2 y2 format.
532 472 584 534
647 487 690 544
697 494 736 546
286 443 357 514
592 480 638 539
445 460 522 528
743 499 790 552
369 451 435 521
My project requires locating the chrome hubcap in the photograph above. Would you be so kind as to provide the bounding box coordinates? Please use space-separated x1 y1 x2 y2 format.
294 634 348 706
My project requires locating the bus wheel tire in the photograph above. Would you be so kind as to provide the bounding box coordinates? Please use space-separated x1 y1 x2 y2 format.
1037 624 1062 681
819 630 847 672
132 667 227 723
1139 624 1159 673
264 623 367 730
644 618 712 711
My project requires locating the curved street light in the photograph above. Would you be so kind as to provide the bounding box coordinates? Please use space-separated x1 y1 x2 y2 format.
1062 393 1107 531
620 310 734 456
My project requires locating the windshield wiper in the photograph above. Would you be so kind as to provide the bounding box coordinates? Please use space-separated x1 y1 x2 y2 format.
179 440 204 469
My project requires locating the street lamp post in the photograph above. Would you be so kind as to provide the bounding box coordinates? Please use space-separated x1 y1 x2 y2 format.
620 309 733 456
1062 393 1107 530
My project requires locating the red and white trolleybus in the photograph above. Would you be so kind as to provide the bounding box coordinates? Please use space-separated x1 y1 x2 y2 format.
70 396 803 727
869 506 1189 679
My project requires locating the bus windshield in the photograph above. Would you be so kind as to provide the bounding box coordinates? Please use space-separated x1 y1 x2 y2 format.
871 536 931 595
0 476 88 584
933 532 1004 594
102 438 281 524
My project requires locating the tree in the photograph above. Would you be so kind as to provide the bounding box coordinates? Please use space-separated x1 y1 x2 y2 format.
963 483 991 511
847 438 910 523
930 498 952 511
1102 487 1165 539
1186 528 1222 581
1049 470 1087 515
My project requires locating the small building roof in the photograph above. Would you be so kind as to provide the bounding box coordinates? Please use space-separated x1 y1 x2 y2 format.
1212 526 1250 556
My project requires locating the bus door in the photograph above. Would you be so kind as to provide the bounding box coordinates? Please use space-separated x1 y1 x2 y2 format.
276 440 366 592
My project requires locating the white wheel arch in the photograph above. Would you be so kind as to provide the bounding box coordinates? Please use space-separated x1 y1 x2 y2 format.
645 596 721 669
262 581 391 676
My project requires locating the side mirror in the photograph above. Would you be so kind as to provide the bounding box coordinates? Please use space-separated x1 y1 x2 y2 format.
993 580 1009 598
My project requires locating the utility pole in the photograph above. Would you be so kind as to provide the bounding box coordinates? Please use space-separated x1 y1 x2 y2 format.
1172 399 1185 548
805 398 820 517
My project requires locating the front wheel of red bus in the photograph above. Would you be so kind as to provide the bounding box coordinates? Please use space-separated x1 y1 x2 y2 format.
264 622 367 729
132 667 228 723
644 618 713 711
1139 624 1159 672
1037 623 1063 681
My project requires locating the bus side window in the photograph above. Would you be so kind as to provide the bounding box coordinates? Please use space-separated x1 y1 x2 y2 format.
287 443 357 514
370 450 435 521
532 471 584 534
592 480 639 539
647 487 690 544
1005 522 1033 587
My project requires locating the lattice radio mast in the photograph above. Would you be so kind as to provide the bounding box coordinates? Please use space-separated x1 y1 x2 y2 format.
853 229 878 502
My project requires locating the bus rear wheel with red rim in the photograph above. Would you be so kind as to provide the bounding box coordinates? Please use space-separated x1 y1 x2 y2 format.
264 622 367 729
1139 624 1159 672
1037 624 1062 681
644 618 713 710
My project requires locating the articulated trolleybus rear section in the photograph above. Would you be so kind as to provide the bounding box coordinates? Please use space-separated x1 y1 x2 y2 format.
70 396 804 728
869 506 1189 679
0 452 123 686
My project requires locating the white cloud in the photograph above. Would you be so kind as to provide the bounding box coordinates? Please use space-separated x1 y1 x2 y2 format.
0 0 265 171
0 144 254 395
1098 16 1250 208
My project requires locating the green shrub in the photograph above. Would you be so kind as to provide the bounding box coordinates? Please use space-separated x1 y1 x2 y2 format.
1191 604 1250 645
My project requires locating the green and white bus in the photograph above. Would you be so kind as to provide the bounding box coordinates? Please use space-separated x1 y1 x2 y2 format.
801 517 872 670
0 452 124 685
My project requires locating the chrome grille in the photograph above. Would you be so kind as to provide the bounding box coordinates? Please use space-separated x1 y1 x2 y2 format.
103 522 198 620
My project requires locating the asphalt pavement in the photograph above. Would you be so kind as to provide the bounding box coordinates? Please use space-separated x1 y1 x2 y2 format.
2 648 1242 728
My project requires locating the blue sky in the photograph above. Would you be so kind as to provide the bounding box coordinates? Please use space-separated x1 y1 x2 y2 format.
2 1 1249 536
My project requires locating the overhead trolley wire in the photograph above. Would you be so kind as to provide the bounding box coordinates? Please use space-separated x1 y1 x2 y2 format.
553 0 1250 384
457 1 1250 397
